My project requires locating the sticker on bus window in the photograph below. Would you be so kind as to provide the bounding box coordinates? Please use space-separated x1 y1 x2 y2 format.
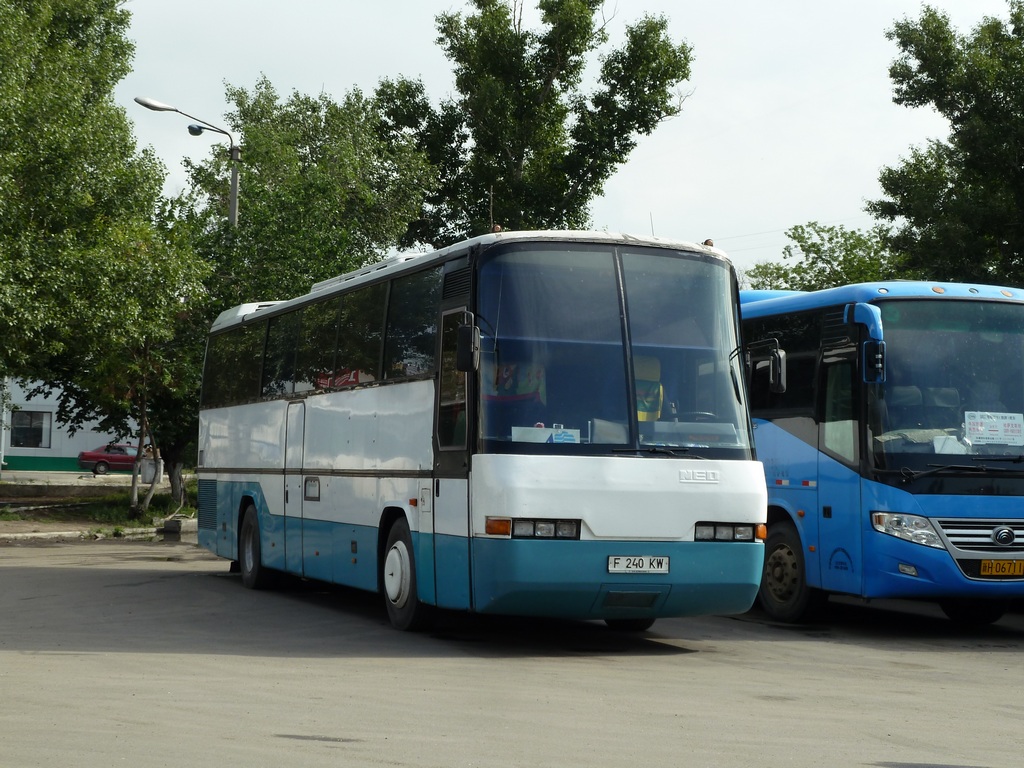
965 411 1024 446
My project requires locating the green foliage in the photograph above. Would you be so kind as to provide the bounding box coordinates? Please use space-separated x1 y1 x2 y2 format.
181 76 435 309
867 1 1024 285
0 0 209 512
0 0 168 373
745 222 907 291
161 78 436 499
376 0 692 247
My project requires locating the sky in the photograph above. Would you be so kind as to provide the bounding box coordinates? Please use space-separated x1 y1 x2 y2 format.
115 0 1014 273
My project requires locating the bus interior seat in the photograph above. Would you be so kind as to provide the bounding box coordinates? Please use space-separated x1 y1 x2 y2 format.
922 387 960 428
635 355 663 422
887 385 923 429
482 359 546 437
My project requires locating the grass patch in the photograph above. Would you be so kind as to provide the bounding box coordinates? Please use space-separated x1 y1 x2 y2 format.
1 483 198 529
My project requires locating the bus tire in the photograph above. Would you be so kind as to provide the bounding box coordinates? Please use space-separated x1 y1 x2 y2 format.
938 598 1007 626
758 520 826 623
239 505 274 590
382 518 431 631
605 618 656 632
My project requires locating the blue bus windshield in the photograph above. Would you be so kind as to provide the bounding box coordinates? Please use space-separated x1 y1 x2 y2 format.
873 299 1024 468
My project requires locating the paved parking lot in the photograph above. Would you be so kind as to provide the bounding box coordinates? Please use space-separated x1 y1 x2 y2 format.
2 539 1022 768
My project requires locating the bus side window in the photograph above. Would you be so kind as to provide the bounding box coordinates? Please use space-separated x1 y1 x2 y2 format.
384 268 442 379
438 311 468 449
822 360 858 464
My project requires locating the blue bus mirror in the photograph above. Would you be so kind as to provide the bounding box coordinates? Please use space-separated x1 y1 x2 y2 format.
845 302 884 342
456 323 481 372
863 340 886 384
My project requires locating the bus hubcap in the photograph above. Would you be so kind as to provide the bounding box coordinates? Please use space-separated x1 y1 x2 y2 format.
384 542 411 607
765 545 799 602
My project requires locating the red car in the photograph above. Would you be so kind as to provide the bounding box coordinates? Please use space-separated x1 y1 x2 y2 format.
77 444 139 475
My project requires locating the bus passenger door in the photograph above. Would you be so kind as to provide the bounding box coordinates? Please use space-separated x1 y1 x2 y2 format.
284 401 305 574
816 354 863 596
432 307 472 610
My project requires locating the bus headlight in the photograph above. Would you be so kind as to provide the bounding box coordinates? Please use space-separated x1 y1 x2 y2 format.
490 518 581 539
695 523 765 541
871 512 944 549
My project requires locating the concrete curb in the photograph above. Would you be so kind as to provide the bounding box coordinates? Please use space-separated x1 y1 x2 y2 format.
0 517 197 543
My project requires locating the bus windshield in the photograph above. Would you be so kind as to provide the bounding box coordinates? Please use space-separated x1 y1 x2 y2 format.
873 299 1024 469
476 243 752 458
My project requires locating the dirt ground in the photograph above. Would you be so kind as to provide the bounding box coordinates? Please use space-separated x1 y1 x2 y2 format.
0 506 103 538
0 471 170 540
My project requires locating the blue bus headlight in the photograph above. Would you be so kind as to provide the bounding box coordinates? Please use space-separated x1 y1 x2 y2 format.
871 512 944 549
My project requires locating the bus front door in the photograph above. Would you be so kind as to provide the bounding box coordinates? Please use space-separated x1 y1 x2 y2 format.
816 356 863 596
432 308 472 610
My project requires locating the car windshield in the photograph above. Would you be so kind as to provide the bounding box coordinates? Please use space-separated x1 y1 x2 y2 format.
871 298 1024 471
475 241 752 459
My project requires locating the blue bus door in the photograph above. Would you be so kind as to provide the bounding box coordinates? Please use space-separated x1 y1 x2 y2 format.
816 356 863 595
284 401 305 574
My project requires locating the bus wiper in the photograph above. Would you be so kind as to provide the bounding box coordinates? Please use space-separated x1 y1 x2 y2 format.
612 446 706 458
900 463 1020 483
973 455 1024 464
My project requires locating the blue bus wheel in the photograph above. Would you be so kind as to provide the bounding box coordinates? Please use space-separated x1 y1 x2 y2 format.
758 521 826 623
938 598 1007 626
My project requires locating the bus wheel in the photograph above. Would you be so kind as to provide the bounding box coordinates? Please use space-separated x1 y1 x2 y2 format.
605 618 656 632
938 598 1007 626
382 518 431 631
758 521 825 622
239 505 274 590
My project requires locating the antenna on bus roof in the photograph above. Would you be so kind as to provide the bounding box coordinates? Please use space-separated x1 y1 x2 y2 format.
650 212 655 236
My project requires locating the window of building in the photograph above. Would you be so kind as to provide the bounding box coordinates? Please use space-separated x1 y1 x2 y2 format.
11 410 52 448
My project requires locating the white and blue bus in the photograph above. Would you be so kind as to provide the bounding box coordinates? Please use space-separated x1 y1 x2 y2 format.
742 282 1024 625
197 231 767 630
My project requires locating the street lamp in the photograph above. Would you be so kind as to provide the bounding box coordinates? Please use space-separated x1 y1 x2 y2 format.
134 96 240 226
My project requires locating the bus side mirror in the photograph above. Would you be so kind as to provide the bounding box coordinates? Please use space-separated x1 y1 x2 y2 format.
456 324 481 372
769 348 787 394
844 302 886 383
846 302 883 342
747 339 787 395
863 340 886 384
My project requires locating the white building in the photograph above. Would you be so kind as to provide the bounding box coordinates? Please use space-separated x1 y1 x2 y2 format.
1 380 125 472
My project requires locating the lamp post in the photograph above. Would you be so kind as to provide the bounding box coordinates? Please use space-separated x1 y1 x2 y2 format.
134 96 240 226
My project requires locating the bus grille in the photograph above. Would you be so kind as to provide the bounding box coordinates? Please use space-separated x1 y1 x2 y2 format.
197 479 217 531
935 518 1024 553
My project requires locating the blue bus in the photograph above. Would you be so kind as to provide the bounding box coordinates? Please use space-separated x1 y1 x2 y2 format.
742 282 1024 625
197 231 767 630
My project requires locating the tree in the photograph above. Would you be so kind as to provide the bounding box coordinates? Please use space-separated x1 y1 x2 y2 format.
867 1 1024 285
152 77 436 500
28 210 208 514
376 0 693 247
745 222 906 291
0 0 166 372
181 76 435 309
1 0 209 513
